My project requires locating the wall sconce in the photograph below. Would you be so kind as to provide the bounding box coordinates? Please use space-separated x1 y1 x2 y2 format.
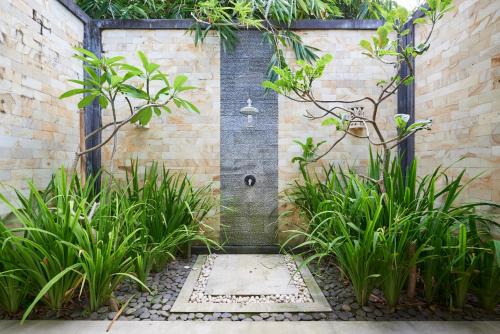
239 98 259 128
348 106 365 129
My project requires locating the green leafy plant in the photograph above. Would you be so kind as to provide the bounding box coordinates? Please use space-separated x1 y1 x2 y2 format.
78 1 400 83
60 49 198 172
0 219 29 314
285 143 498 308
473 240 500 311
0 171 96 320
264 1 454 184
444 223 479 309
63 190 149 311
125 160 218 271
0 162 218 319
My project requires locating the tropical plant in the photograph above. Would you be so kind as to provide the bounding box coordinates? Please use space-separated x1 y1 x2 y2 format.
285 144 499 308
125 160 218 271
0 173 89 317
77 1 399 82
473 240 500 311
0 162 217 319
263 1 454 186
64 196 148 311
60 49 198 172
338 0 399 19
76 0 398 20
0 222 30 315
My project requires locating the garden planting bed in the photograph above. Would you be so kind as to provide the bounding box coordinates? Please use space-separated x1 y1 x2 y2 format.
1 255 498 322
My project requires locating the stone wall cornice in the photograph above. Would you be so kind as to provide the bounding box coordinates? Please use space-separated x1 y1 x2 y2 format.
95 18 384 30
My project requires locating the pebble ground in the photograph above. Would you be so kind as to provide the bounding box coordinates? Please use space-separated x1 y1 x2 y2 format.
1 255 499 321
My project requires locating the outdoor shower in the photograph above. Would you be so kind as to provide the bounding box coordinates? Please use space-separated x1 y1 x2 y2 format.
239 98 258 128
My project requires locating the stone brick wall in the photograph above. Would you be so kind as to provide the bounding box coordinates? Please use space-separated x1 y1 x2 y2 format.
100 30 221 239
100 28 396 244
0 0 84 215
415 0 500 207
277 30 397 240
3 1 495 243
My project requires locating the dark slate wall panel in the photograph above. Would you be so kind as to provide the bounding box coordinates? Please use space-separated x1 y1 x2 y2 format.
220 30 278 246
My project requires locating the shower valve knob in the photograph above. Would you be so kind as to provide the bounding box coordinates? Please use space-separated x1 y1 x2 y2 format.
244 175 256 187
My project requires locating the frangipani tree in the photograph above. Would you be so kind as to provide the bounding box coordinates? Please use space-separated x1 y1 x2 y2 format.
60 48 198 173
263 0 453 187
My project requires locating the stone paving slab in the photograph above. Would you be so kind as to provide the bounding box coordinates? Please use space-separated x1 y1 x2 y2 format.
1 321 499 334
205 254 298 295
171 255 331 313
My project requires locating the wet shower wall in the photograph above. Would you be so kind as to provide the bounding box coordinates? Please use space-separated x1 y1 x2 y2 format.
220 31 279 246
0 0 84 216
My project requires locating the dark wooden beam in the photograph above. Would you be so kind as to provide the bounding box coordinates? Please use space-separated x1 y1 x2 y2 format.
397 20 416 174
57 0 91 24
83 21 102 191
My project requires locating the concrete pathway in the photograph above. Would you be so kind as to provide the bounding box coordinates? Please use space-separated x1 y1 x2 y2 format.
0 321 499 334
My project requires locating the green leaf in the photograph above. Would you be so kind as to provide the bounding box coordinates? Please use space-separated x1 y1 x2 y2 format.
137 51 148 69
22 264 81 322
319 53 333 65
67 79 85 86
131 107 153 126
84 66 99 83
262 80 280 92
121 85 149 100
145 63 160 74
98 95 108 108
181 100 200 113
360 39 373 52
321 118 341 129
150 73 169 83
376 26 389 48
173 75 188 90
59 88 88 99
394 114 410 130
406 119 432 132
77 94 97 109
110 75 122 87
121 64 143 74
74 47 98 61
176 85 196 93
154 87 171 100
106 56 125 64
414 17 427 25
402 76 415 86
493 240 500 268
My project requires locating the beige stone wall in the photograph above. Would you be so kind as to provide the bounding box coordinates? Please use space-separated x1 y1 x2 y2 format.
277 30 397 240
100 30 221 239
0 0 84 215
3 2 494 241
415 0 500 207
100 29 394 243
